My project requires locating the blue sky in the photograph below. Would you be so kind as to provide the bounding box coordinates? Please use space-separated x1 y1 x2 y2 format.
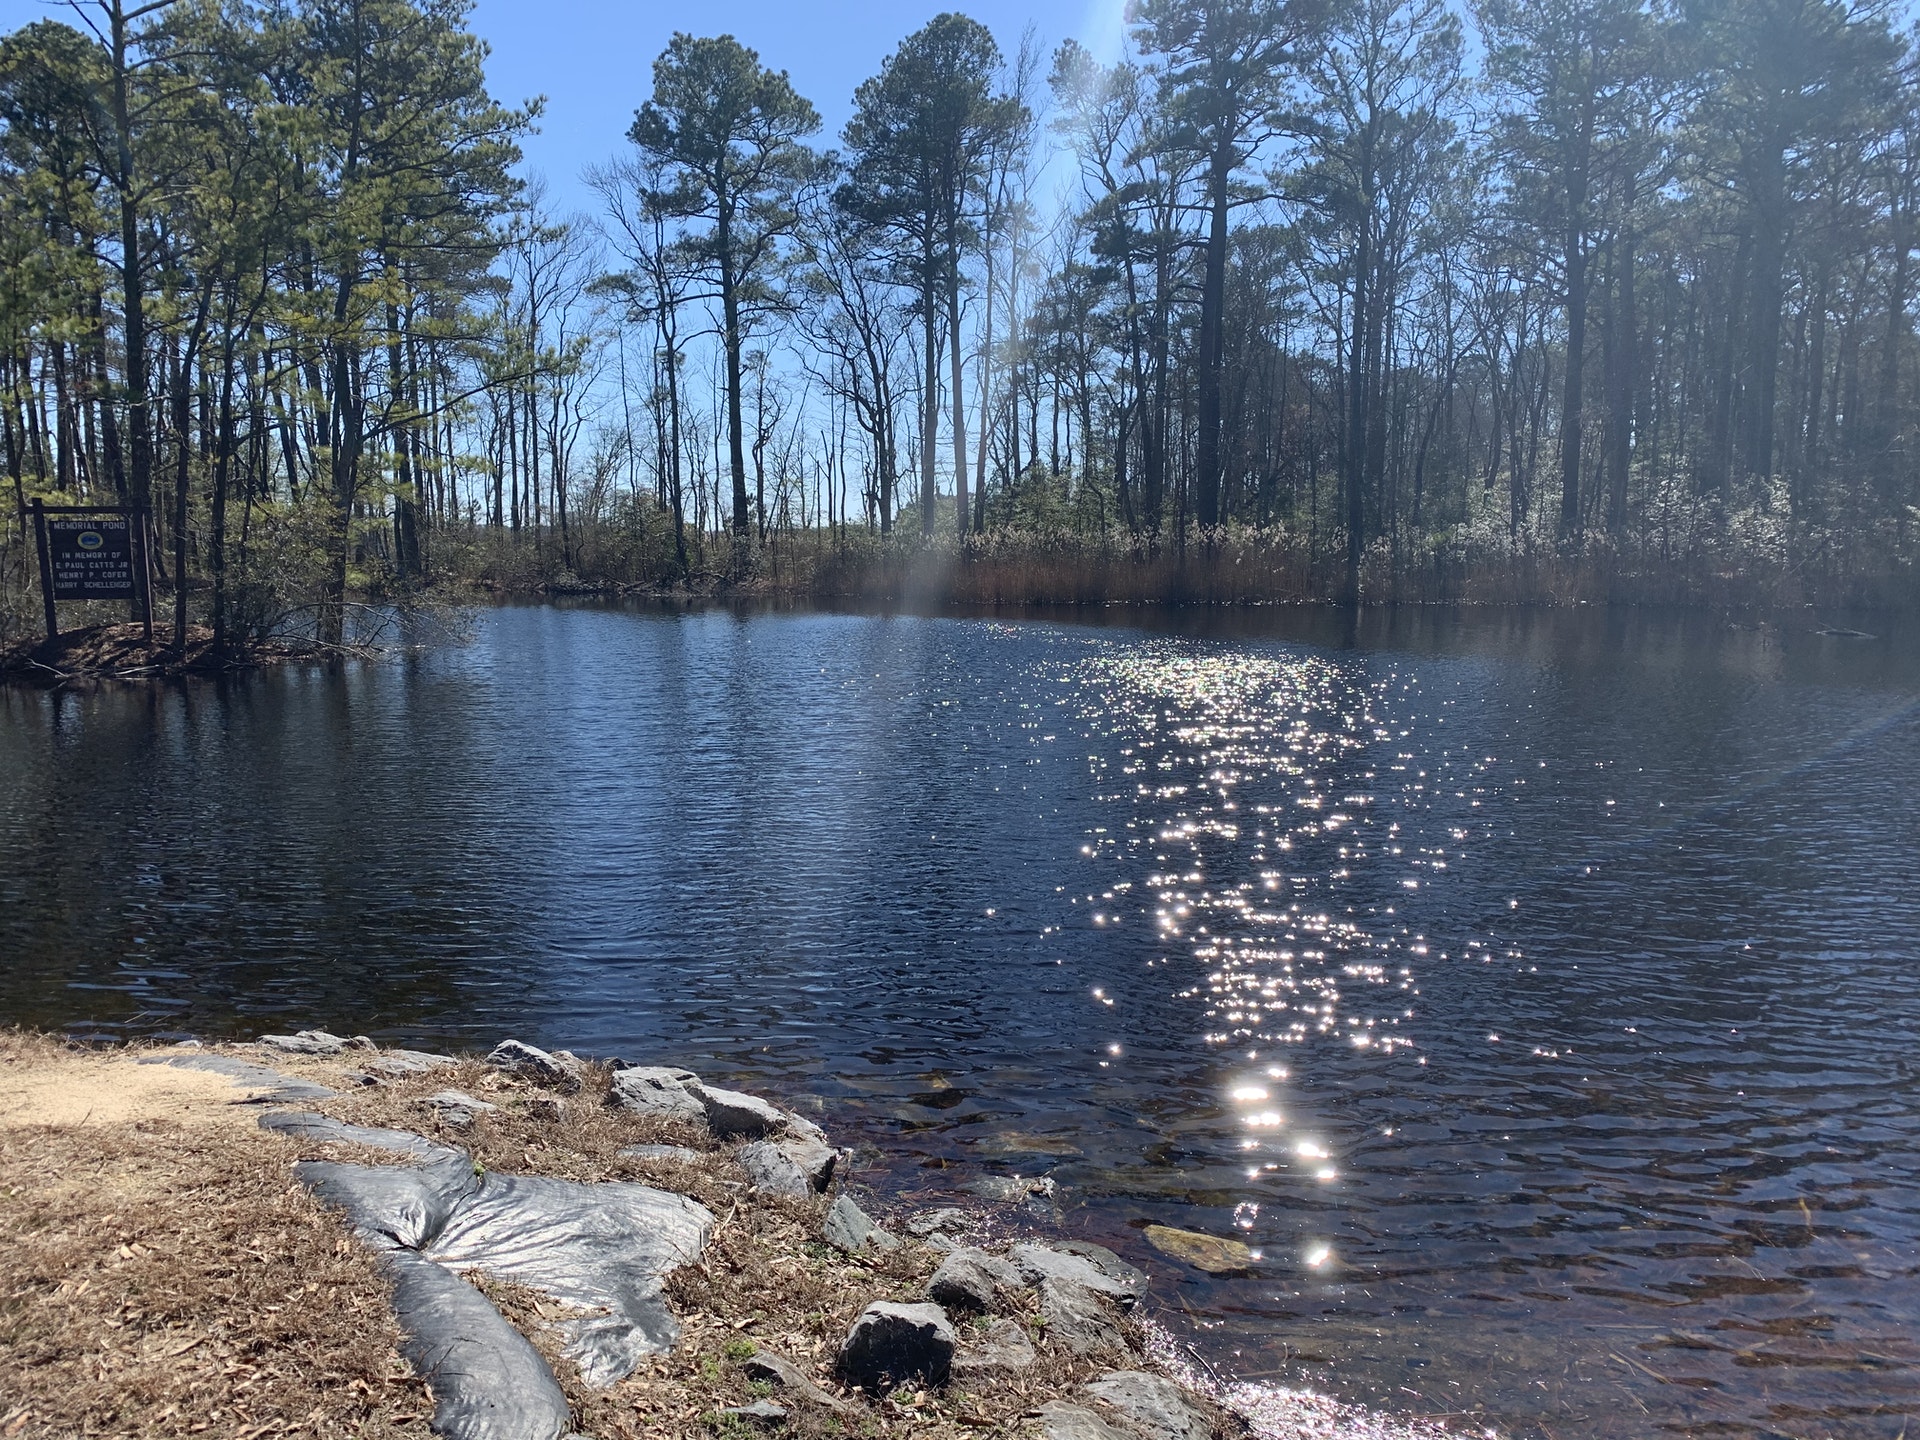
0 0 1130 215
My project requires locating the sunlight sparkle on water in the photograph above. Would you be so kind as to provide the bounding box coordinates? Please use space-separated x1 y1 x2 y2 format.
1142 1323 1463 1440
1065 642 1532 1432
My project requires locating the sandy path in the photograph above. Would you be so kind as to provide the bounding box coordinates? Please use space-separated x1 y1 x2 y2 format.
0 1044 272 1130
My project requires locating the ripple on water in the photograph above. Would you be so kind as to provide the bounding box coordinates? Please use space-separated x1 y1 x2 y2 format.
3 606 1918 1439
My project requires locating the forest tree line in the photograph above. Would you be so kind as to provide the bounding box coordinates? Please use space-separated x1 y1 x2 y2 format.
3 0 1917 646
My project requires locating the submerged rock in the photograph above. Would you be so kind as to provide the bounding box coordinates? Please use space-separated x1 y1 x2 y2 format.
976 1131 1084 1157
927 1247 1023 1311
837 1301 955 1389
1143 1223 1253 1275
966 1173 1057 1203
906 1207 971 1239
823 1195 901 1254
1083 1370 1210 1440
486 1039 583 1092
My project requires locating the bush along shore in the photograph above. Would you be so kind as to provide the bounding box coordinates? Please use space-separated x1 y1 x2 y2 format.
0 1028 1320 1440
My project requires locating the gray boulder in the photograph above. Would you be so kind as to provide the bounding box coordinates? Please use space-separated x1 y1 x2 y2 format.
369 1049 457 1077
620 1143 703 1163
823 1195 900 1254
736 1140 809 1198
927 1247 1023 1311
741 1352 852 1412
737 1137 837 1199
1038 1278 1130 1357
425 1090 497 1128
1012 1242 1146 1309
951 1317 1036 1377
782 1110 830 1144
607 1066 706 1123
258 1029 351 1055
1058 1242 1146 1290
1084 1371 1210 1440
837 1301 955 1389
688 1081 787 1139
486 1039 583 1092
720 1400 787 1426
782 1135 838 1189
1034 1400 1135 1440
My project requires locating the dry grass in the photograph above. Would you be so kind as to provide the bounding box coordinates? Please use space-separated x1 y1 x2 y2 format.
0 1031 430 1439
307 1056 1224 1439
2 1036 1238 1439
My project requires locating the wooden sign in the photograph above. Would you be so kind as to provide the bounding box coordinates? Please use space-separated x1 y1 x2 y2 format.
26 498 154 643
46 513 137 601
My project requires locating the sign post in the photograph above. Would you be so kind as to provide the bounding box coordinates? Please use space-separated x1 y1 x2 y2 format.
29 499 57 641
134 508 154 643
25 500 148 644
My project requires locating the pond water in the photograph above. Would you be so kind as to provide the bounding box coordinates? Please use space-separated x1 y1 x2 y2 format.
3 602 1917 1439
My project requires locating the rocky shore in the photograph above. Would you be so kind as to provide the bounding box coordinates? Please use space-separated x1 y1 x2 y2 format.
2 1027 1262 1440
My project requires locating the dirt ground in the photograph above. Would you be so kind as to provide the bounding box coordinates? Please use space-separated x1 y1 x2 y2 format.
0 1033 1223 1440
0 1032 430 1437
0 623 303 682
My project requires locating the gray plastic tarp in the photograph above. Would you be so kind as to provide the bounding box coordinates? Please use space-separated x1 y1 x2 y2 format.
263 1111 713 1440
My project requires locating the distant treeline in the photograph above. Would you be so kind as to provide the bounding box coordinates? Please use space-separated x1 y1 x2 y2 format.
3 0 1917 642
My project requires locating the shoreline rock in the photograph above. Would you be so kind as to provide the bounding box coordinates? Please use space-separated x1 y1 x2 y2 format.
485 1037 584 1092
109 1031 1245 1440
838 1301 956 1389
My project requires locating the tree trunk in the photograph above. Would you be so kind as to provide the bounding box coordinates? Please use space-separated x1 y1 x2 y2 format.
210 310 238 656
1195 142 1231 535
949 267 969 536
1559 222 1588 541
1606 224 1636 533
717 203 751 546
108 0 153 624
1744 138 1788 484
921 232 940 537
1344 235 1371 604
